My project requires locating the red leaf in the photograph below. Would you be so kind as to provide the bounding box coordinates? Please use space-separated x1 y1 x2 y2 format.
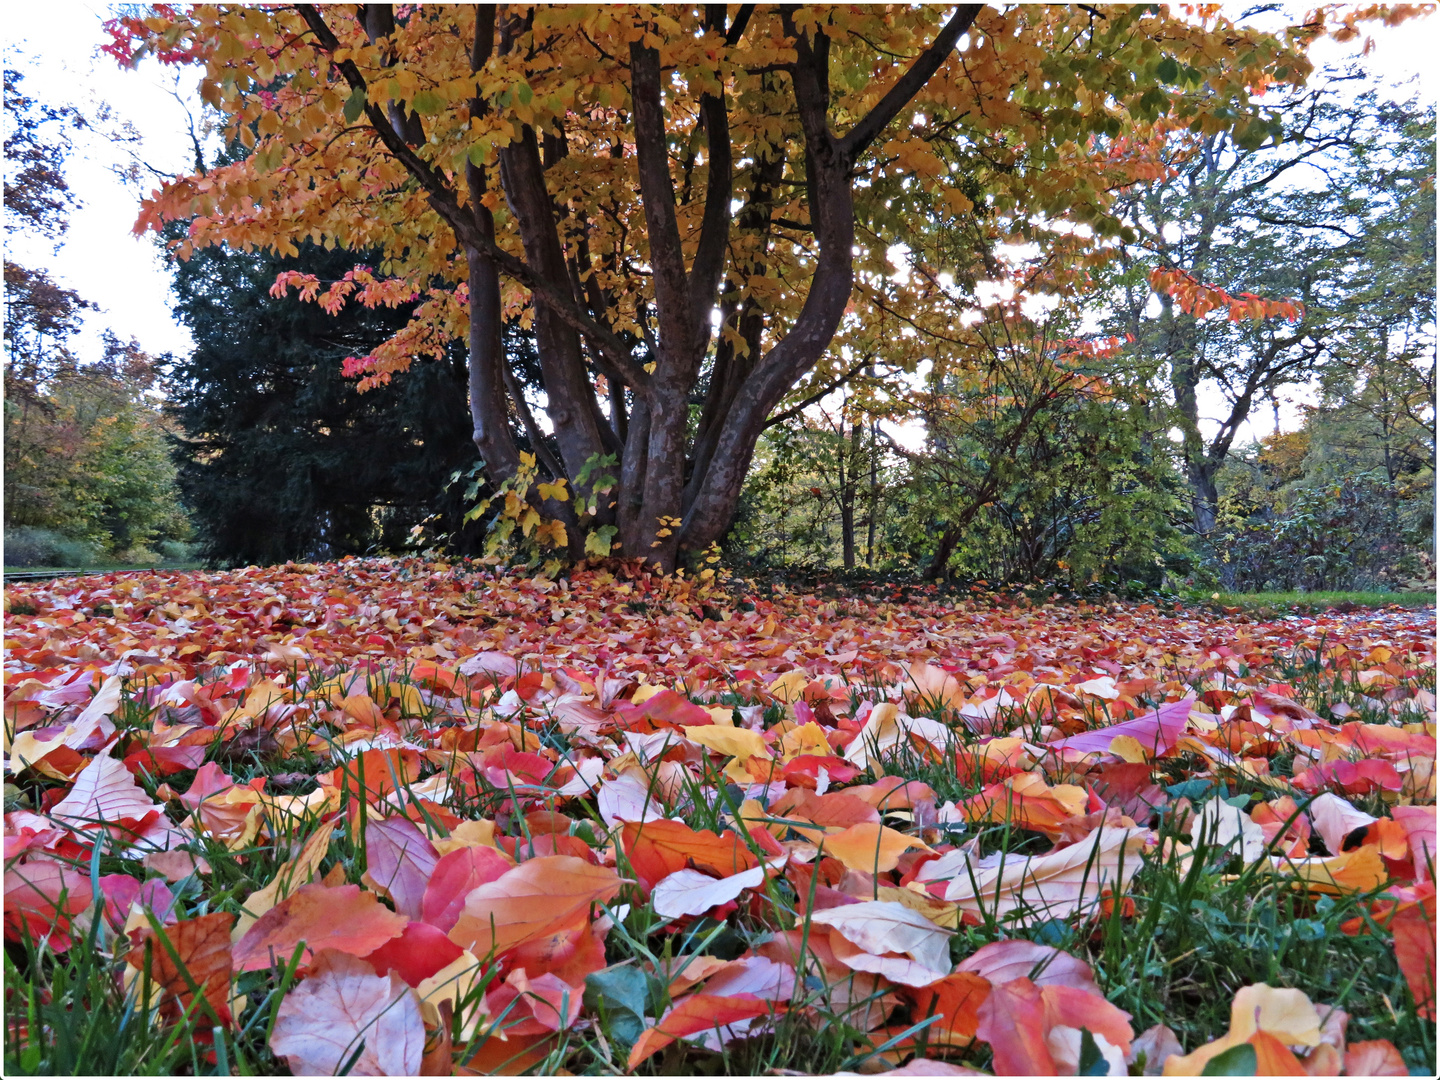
421 846 512 933
975 977 1053 1075
1390 884 1435 1019
364 920 462 987
3 857 94 952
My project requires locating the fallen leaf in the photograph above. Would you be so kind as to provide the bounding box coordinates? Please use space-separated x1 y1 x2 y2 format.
627 993 783 1068
821 822 932 874
269 949 425 1075
956 939 1101 995
233 882 407 972
1341 1039 1408 1075
49 750 161 829
809 901 953 981
1307 793 1377 857
652 865 766 920
233 821 336 941
448 855 622 958
364 813 439 920
127 911 234 1024
942 826 1147 923
421 845 514 933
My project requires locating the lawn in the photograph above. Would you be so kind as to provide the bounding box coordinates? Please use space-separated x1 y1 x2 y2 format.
1194 591 1435 616
3 558 1435 1076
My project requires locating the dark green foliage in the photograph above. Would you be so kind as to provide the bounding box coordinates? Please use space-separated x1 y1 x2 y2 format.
914 390 1183 588
165 237 486 566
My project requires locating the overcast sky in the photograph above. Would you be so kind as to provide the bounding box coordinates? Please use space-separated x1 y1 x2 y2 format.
4 4 1436 443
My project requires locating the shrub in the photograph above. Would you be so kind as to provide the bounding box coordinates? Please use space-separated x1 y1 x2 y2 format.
4 527 101 568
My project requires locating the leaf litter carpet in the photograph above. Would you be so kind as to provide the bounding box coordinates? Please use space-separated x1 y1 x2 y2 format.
3 558 1435 1075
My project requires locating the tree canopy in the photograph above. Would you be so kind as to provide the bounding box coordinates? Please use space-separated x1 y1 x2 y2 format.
111 3 1337 569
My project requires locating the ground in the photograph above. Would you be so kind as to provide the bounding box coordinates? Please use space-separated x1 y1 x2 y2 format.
3 558 1435 1076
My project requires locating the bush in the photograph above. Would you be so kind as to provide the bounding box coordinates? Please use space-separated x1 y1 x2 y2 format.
1203 469 1424 592
4 527 101 568
158 540 199 563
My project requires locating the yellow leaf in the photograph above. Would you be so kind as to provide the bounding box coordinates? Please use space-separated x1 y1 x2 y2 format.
767 669 811 704
779 721 833 763
1272 846 1387 895
1110 734 1150 763
684 724 769 761
1163 983 1321 1075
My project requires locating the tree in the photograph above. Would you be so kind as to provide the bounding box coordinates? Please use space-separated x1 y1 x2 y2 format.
1104 73 1429 536
3 68 191 561
165 231 496 566
734 397 896 571
5 332 190 556
112 4 1328 569
1310 98 1435 495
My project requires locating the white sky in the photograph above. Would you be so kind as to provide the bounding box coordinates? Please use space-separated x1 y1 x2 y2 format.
3 3 1436 452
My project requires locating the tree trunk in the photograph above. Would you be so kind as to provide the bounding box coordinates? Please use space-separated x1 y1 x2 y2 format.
867 420 879 567
297 3 982 570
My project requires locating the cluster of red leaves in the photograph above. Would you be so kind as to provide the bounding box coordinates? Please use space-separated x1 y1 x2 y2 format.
3 558 1434 1075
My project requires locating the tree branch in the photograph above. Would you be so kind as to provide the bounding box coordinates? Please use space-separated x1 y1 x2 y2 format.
837 5 982 164
294 3 652 395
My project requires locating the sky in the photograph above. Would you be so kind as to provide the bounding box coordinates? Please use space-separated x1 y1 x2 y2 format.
4 3 1437 447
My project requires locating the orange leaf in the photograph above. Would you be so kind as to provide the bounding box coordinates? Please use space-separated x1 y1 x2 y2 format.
127 911 235 1024
905 971 991 1043
447 855 621 958
232 882 407 972
620 819 758 891
820 822 931 874
1246 1029 1307 1075
627 993 782 1069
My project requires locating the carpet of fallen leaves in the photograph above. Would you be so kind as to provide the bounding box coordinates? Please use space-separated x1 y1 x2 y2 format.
3 557 1435 1076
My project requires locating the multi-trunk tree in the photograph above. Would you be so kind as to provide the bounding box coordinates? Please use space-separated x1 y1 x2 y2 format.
112 4 1324 569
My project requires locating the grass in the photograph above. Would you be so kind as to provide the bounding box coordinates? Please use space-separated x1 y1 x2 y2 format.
3 562 206 576
1192 590 1434 614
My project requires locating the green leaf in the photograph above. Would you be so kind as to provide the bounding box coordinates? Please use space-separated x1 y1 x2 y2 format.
1156 56 1180 84
1077 1028 1109 1076
584 966 648 1022
343 87 367 124
1202 1043 1258 1075
411 90 445 116
467 140 491 167
585 524 618 558
515 80 533 106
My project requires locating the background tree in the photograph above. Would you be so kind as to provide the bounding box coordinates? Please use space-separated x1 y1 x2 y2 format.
1104 73 1430 537
112 3 1320 569
3 69 191 566
165 231 493 566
